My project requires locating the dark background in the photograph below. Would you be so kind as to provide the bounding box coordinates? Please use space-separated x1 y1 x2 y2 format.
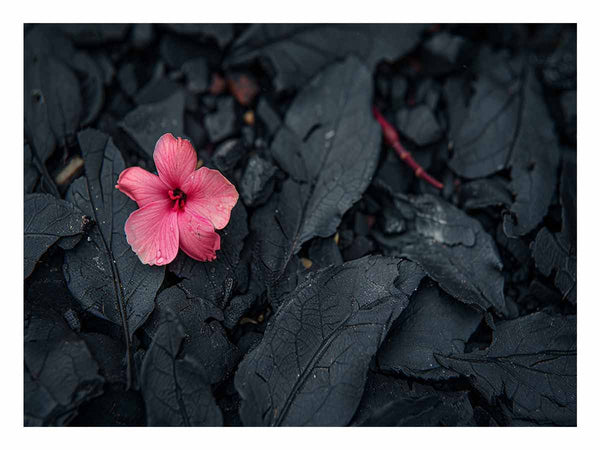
24 23 576 426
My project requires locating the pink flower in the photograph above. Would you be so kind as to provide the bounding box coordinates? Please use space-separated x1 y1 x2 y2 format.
115 133 238 266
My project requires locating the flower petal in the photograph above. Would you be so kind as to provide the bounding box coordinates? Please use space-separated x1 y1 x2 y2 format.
178 209 221 262
181 167 239 230
153 133 197 189
124 199 179 266
116 167 169 207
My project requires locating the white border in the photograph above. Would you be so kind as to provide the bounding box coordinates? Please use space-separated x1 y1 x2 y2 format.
3 1 597 448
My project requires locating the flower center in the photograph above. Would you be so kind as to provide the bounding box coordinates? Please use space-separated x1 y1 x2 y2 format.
168 188 187 211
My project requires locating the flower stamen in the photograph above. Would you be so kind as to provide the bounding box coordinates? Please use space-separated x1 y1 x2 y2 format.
168 188 187 211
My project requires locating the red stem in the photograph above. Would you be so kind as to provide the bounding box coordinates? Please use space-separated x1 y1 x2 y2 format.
372 106 444 190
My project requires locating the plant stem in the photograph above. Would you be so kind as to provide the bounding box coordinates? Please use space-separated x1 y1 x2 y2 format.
372 106 444 190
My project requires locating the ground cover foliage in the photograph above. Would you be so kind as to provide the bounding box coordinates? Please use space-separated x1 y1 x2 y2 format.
24 23 576 426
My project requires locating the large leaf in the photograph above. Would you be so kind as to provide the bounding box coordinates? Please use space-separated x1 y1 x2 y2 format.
252 56 381 294
225 24 426 91
448 49 522 179
235 256 424 426
141 308 223 426
447 48 560 236
375 194 507 315
24 193 86 278
502 67 561 237
377 279 482 380
436 312 576 426
63 129 164 383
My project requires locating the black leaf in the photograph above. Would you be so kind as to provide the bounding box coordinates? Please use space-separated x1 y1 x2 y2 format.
502 68 560 237
143 284 241 385
458 177 513 210
447 48 560 235
119 90 186 158
24 193 86 278
225 24 426 91
436 312 576 426
448 49 522 178
25 297 104 426
234 256 424 426
532 156 576 303
59 24 130 46
141 308 223 426
253 56 381 295
63 129 165 383
376 194 507 314
377 279 482 380
162 23 234 49
358 391 473 427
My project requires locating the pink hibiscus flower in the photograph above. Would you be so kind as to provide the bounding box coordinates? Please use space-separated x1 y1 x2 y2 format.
115 133 238 266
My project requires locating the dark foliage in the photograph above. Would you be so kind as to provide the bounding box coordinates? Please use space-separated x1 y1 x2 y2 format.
23 23 576 427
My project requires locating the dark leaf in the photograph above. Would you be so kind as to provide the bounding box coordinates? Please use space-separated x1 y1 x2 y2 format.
204 96 237 143
117 63 139 98
144 284 241 384
224 292 257 329
24 26 74 162
69 386 146 426
377 279 482 380
25 54 80 159
436 312 576 425
376 194 507 314
81 333 127 386
59 24 130 45
132 23 154 49
350 372 411 425
24 144 40 194
212 138 246 173
239 154 277 207
25 298 104 426
182 58 210 93
63 130 164 369
448 49 522 178
502 68 560 237
423 31 470 68
159 33 216 70
225 24 426 91
253 56 380 294
69 51 105 126
307 237 343 271
532 156 576 303
163 23 234 48
447 49 560 235
135 77 180 106
119 90 186 158
41 57 82 147
235 256 424 426
396 104 443 147
458 177 513 210
141 309 223 426
24 193 86 279
540 28 576 91
257 97 282 136
358 391 473 426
